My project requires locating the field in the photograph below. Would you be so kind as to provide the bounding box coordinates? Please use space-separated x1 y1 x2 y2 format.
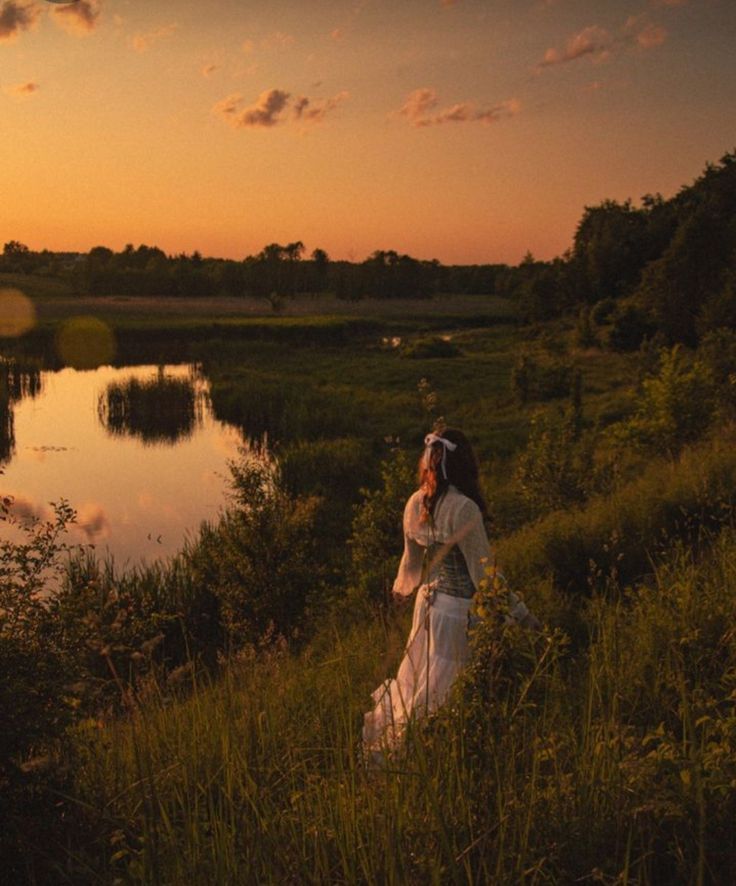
3 283 736 884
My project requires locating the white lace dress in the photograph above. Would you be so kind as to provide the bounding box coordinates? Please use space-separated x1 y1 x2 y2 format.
363 486 532 754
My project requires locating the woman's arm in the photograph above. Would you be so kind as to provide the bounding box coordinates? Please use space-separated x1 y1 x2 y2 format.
454 499 541 629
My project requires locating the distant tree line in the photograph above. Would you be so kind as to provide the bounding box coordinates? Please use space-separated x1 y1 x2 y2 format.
2 150 735 342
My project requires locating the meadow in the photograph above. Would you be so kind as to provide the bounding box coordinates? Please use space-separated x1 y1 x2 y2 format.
2 282 736 883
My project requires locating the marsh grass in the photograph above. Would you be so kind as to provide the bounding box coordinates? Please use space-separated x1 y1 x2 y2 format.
65 527 736 884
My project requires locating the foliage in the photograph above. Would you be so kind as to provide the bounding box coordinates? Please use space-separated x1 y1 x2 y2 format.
515 405 593 514
499 430 736 595
348 448 416 604
400 335 461 359
0 500 77 775
613 345 716 459
510 352 574 403
190 444 327 645
608 303 656 351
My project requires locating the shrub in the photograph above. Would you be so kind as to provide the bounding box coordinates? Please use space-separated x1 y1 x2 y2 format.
591 297 616 325
189 444 326 646
401 336 461 359
349 448 416 604
608 305 656 351
511 354 573 404
499 430 736 595
515 406 593 514
613 345 716 459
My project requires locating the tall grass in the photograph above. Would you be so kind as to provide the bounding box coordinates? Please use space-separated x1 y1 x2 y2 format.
65 528 736 883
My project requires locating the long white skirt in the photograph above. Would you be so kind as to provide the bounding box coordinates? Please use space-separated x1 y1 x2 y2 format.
363 589 473 753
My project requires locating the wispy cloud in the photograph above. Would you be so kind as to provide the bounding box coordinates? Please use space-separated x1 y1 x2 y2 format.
214 88 348 130
0 0 40 43
293 90 349 125
201 63 218 78
539 25 612 68
330 27 343 40
399 88 520 127
4 80 39 98
538 15 668 70
51 0 100 36
131 22 177 52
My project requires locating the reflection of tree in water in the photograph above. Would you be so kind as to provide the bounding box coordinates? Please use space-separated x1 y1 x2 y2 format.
97 371 205 445
0 360 43 464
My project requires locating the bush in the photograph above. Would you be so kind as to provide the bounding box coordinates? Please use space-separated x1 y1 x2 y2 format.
613 345 716 459
499 430 736 595
511 354 573 404
189 444 327 646
591 297 616 325
515 406 593 514
401 336 461 359
349 448 416 604
608 305 656 352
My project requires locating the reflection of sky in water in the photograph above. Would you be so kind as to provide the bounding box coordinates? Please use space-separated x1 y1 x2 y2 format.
0 364 243 568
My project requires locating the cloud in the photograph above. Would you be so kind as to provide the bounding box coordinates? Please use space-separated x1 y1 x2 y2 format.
330 27 342 40
4 80 39 98
293 90 349 125
0 0 40 43
652 0 687 6
201 63 218 78
634 22 667 48
539 15 668 69
214 88 347 130
132 22 177 52
75 502 110 542
399 88 520 127
624 14 668 49
539 25 612 68
214 88 291 128
441 0 460 6
51 0 100 36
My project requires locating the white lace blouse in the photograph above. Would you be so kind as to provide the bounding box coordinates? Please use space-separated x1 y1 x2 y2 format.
392 485 534 625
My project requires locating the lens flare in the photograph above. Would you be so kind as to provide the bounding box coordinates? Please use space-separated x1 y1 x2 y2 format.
0 289 36 338
56 316 116 369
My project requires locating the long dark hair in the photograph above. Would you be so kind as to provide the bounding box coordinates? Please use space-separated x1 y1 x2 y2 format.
418 427 488 522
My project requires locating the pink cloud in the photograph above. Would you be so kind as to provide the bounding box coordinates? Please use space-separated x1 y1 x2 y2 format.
635 22 667 48
399 88 520 127
214 88 347 130
0 0 40 43
539 15 668 70
51 0 100 36
539 25 612 68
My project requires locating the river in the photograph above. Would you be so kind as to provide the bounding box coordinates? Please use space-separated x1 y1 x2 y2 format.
0 358 243 567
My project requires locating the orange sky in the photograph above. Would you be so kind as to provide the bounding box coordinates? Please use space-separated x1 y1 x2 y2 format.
2 0 735 264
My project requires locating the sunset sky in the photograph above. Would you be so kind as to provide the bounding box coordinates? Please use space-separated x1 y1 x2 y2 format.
2 0 734 264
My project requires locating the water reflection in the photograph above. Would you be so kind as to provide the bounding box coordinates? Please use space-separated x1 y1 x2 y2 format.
0 360 43 463
0 362 242 566
98 368 206 445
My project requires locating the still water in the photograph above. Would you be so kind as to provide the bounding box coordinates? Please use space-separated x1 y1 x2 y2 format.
0 360 243 567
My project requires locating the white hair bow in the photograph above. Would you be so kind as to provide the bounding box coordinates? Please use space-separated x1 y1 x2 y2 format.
424 432 457 479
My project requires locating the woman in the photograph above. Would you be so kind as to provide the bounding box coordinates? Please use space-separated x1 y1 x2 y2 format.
363 428 538 755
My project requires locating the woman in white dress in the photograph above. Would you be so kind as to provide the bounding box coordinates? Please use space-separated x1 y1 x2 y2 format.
363 428 538 755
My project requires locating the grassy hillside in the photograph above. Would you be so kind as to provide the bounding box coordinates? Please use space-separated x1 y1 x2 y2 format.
3 291 736 883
